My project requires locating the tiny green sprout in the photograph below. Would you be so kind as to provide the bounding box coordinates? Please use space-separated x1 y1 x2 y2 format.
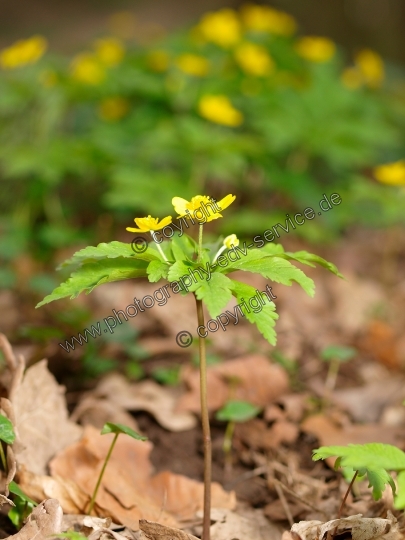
321 345 357 394
51 533 88 540
152 365 181 386
216 400 261 476
88 422 147 515
313 443 405 516
8 481 37 530
0 413 16 471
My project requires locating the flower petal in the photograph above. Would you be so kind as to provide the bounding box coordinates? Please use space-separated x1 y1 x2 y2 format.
217 194 236 211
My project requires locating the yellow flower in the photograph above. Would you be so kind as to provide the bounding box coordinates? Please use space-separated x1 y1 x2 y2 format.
99 97 130 121
198 95 243 127
126 215 172 233
0 35 47 69
355 49 384 88
176 53 209 77
172 194 236 222
70 53 105 85
94 38 125 66
240 4 296 36
341 67 362 90
296 36 336 63
196 9 241 48
235 42 274 76
374 160 405 186
223 234 239 248
147 50 170 72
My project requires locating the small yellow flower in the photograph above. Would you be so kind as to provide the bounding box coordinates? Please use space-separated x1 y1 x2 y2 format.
296 36 336 63
94 38 125 66
355 49 384 88
172 194 236 222
235 42 274 76
126 215 172 233
147 50 170 72
374 160 405 186
341 67 362 90
70 53 105 85
198 95 243 127
0 35 47 69
176 53 210 77
196 9 241 48
99 97 130 121
223 234 239 249
240 4 296 36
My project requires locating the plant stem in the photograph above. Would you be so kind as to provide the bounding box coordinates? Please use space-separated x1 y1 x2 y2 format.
0 443 7 472
151 231 169 263
223 420 235 481
337 470 358 519
197 224 203 264
88 433 119 515
195 296 211 540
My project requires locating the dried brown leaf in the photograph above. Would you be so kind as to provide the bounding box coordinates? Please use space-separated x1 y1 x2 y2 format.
6 499 63 540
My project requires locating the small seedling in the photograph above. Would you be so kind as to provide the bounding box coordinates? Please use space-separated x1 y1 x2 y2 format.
8 481 37 529
87 422 147 515
152 365 181 386
216 400 261 477
321 345 357 394
313 443 405 517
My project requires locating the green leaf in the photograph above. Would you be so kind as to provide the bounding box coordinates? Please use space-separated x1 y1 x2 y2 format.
0 414 15 444
313 443 405 472
100 422 148 441
216 400 261 422
321 345 357 363
229 280 278 345
194 272 234 318
58 241 160 270
147 260 169 282
283 251 344 279
8 481 37 506
36 258 148 307
51 533 88 540
366 468 396 500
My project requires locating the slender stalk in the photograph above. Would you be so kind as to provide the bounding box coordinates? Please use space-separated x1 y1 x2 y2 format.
337 470 358 519
197 224 203 264
223 420 235 481
151 231 169 263
0 443 7 471
88 433 119 515
195 296 211 540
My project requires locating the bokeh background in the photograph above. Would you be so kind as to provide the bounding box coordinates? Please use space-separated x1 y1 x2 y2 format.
1 0 405 380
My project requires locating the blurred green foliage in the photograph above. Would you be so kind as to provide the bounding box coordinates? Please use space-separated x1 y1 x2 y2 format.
1 4 405 288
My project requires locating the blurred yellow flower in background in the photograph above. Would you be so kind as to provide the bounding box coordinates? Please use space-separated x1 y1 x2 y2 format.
196 9 241 48
374 160 405 185
235 42 274 76
198 95 243 127
94 38 125 66
99 97 130 121
147 50 169 72
355 49 384 88
70 53 105 85
176 53 210 77
296 36 336 63
341 67 363 90
240 4 297 36
0 35 47 69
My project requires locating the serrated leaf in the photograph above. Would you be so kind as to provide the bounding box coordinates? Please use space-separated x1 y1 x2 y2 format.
284 250 344 279
36 258 148 307
313 443 405 472
100 422 147 441
9 481 37 506
0 414 15 444
216 400 261 422
194 272 234 318
170 234 196 262
366 468 396 500
229 280 278 345
147 260 169 282
58 241 160 270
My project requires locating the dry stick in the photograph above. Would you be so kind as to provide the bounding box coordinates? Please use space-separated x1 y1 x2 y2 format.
195 296 211 540
337 471 358 519
274 481 294 527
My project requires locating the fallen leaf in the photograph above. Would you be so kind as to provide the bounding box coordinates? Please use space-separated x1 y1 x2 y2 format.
207 507 283 540
7 499 63 540
139 520 199 540
12 360 82 475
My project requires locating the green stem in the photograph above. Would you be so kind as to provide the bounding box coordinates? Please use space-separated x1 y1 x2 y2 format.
88 433 119 515
151 231 169 263
195 296 211 540
0 443 7 472
197 224 203 264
